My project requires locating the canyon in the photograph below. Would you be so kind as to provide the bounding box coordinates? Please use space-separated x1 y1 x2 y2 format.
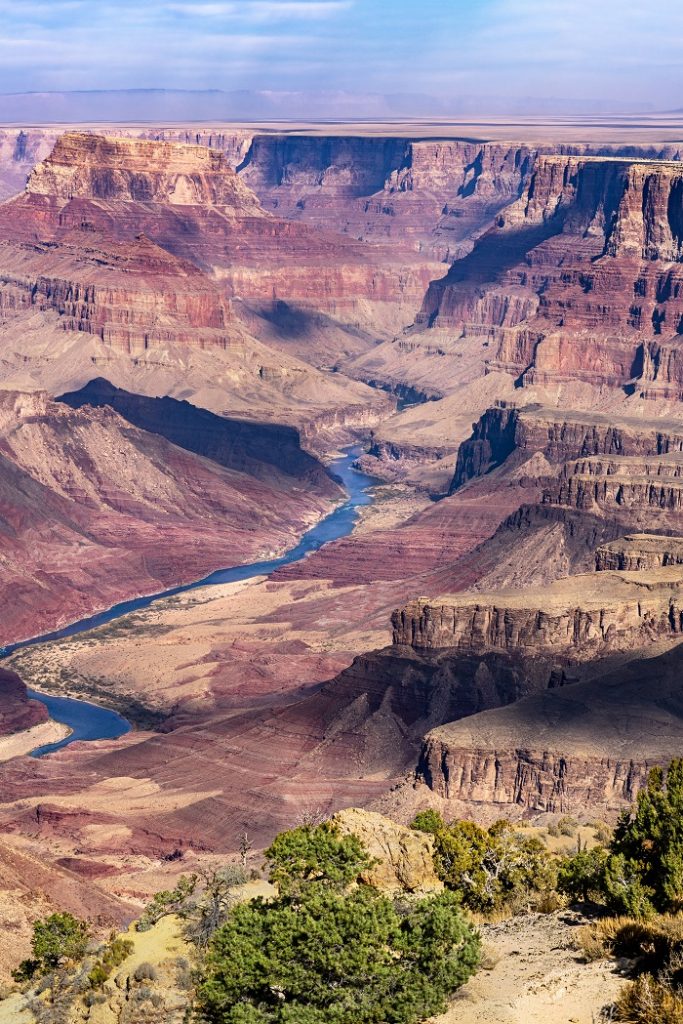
4 117 683 972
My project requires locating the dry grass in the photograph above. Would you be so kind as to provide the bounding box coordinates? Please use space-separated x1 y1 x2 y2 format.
615 974 683 1023
578 914 683 967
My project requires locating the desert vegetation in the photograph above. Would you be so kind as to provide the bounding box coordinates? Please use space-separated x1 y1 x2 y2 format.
13 763 683 1023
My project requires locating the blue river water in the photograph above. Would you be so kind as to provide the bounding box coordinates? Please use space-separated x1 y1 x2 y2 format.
1 446 377 757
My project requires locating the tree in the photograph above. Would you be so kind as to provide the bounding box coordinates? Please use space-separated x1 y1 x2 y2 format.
137 873 198 930
197 886 479 1024
239 829 254 871
13 911 90 979
411 811 555 912
606 759 683 915
187 864 248 949
196 823 481 1024
265 821 372 895
557 845 609 902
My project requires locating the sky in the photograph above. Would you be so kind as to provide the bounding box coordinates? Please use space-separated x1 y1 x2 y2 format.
0 0 680 110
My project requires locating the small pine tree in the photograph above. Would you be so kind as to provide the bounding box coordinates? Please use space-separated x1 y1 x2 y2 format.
557 846 609 902
265 821 372 894
13 911 90 979
607 759 683 915
196 822 481 1024
411 811 555 912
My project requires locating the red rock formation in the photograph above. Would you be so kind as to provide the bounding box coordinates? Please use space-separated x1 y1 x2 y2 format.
0 133 439 357
0 669 47 735
0 387 340 643
415 155 683 397
239 136 536 260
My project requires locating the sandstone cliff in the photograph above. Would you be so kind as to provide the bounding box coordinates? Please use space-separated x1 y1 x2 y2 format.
332 807 442 894
391 568 683 656
414 154 683 397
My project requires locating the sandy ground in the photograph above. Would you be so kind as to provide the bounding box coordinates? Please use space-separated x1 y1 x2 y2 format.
435 912 625 1024
0 720 69 762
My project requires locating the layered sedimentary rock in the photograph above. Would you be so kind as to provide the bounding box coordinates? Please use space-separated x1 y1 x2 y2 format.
27 132 265 211
452 405 683 492
414 154 683 399
392 568 683 656
0 132 411 438
0 387 339 642
595 533 683 570
417 640 683 816
239 136 536 260
0 129 58 201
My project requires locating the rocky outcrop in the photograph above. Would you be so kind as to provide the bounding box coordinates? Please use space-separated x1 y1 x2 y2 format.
332 807 442 893
452 405 683 491
596 534 683 570
58 378 336 492
26 132 266 213
416 639 683 815
414 154 683 394
0 133 440 365
391 569 683 656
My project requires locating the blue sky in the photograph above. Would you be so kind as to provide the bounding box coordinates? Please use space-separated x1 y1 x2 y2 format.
0 0 679 106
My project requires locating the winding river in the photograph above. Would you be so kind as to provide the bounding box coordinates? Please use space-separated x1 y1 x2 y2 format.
1 446 377 758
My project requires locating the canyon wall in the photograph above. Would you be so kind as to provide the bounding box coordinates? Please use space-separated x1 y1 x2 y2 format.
413 154 683 398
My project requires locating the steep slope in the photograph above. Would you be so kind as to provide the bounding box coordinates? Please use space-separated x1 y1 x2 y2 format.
416 155 683 398
0 387 340 642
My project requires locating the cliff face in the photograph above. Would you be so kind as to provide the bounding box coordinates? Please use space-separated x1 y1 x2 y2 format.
0 669 47 735
415 155 683 395
391 569 683 656
452 405 683 492
239 136 535 259
0 133 440 366
595 534 683 570
27 133 266 212
0 128 58 201
417 638 683 816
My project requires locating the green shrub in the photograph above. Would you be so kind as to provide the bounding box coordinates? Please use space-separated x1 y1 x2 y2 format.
196 822 481 1024
13 912 89 980
411 812 556 913
87 963 110 988
593 820 612 845
265 821 371 895
557 846 609 902
197 886 480 1024
87 934 134 988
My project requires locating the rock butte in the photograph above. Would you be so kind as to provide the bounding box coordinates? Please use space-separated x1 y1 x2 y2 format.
6 122 683 964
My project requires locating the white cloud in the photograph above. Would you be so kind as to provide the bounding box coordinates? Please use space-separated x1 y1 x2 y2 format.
165 1 353 18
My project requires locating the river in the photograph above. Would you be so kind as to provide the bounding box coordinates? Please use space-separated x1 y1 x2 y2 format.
1 446 377 758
